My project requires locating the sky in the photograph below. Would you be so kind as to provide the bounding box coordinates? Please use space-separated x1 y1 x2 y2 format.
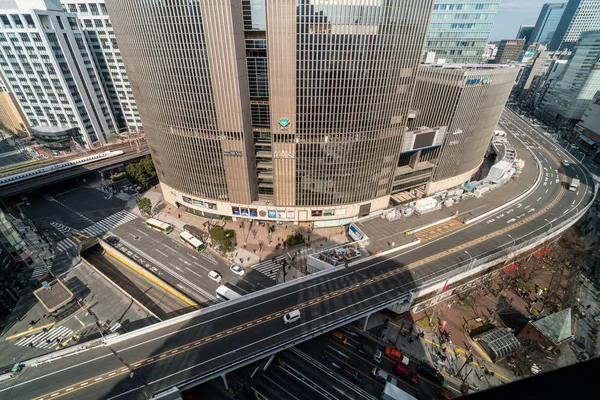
489 0 550 41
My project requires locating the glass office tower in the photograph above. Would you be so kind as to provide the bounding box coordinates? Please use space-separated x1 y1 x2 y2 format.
424 0 499 64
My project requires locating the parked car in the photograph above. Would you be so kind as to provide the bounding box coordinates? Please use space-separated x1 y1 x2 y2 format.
385 346 403 363
230 265 245 276
396 362 419 383
372 367 389 383
418 363 445 385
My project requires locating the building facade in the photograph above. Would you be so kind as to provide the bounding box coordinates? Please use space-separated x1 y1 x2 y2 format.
0 0 116 147
0 76 29 135
540 30 600 127
547 0 600 51
574 90 600 152
408 64 519 193
424 0 499 64
491 39 525 64
108 0 435 224
59 0 141 134
529 3 566 45
0 207 30 318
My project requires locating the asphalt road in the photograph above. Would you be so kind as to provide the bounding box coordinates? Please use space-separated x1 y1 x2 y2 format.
0 111 594 400
109 219 275 305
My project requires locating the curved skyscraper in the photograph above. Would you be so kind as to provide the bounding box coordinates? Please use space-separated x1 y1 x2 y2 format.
107 0 434 223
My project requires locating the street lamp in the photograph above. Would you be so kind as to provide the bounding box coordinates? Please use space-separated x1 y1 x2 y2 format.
544 218 553 231
508 233 516 250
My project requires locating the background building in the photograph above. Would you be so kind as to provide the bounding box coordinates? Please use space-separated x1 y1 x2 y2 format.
408 64 518 193
0 0 116 147
548 0 600 51
108 0 435 224
491 39 525 63
529 3 566 45
0 77 29 136
424 0 500 64
573 90 600 153
539 30 600 128
516 24 535 44
60 0 141 134
529 56 570 110
0 208 30 318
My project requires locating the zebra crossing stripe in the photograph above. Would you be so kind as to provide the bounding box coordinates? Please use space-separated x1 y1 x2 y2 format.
82 211 137 236
14 326 73 348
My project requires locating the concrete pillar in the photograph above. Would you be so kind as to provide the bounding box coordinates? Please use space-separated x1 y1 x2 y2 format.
221 374 229 391
362 313 371 331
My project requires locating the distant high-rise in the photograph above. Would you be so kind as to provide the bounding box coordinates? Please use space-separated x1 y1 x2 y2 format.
541 30 600 126
424 0 500 64
0 0 116 147
59 0 142 134
516 25 535 43
530 3 566 45
108 0 437 222
491 39 525 64
548 0 600 51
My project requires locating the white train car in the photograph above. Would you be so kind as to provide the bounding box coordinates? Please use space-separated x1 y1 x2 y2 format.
0 150 124 187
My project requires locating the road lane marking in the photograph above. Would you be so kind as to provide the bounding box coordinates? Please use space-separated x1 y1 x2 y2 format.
32 142 579 400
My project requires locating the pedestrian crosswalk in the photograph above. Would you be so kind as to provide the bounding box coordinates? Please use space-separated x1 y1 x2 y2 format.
251 248 319 281
251 256 286 280
50 222 73 234
14 325 73 349
54 210 138 252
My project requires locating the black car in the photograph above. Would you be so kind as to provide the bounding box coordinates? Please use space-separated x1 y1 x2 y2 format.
105 236 120 245
418 363 444 385
340 364 363 384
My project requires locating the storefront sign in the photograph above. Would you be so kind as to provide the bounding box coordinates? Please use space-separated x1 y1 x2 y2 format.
224 150 242 157
278 118 290 129
273 152 295 159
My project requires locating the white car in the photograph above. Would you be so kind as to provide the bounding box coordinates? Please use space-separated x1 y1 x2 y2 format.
208 270 222 283
230 265 245 276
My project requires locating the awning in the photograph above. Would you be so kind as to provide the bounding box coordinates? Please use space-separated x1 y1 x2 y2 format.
579 134 596 146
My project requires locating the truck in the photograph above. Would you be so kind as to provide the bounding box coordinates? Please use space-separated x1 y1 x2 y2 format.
381 382 417 400
570 178 580 192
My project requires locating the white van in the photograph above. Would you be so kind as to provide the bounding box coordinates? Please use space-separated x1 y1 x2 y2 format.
283 310 301 324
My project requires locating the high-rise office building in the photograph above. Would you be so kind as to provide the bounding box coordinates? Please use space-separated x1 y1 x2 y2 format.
516 25 535 43
0 0 116 146
547 0 600 51
530 3 566 45
408 64 518 192
491 39 525 63
574 90 600 152
540 30 600 126
0 207 30 318
0 75 29 135
108 0 437 223
59 0 141 134
424 0 500 64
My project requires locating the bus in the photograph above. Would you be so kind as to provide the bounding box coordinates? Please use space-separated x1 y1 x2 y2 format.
145 218 174 234
216 285 243 302
179 230 206 253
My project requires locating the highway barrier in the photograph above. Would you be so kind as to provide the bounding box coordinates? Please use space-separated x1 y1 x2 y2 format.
99 240 200 310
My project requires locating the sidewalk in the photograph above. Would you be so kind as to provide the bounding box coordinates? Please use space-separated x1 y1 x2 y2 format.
368 312 517 394
132 186 351 268
357 129 538 254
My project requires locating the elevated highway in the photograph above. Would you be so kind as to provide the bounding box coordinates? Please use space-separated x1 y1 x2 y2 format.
0 110 594 400
0 143 150 198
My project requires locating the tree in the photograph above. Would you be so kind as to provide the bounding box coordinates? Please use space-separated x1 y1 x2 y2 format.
285 233 305 247
210 226 234 255
125 156 156 185
138 197 152 216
